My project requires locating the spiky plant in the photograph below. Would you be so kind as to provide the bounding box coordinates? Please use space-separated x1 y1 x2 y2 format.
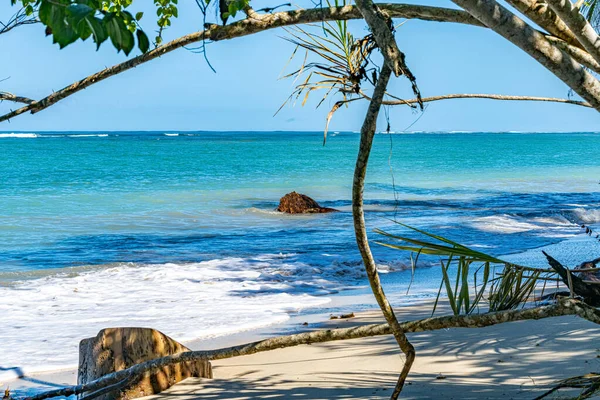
375 222 549 315
278 18 378 141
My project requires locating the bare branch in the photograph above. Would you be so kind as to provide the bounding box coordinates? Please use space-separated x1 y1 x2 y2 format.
379 93 592 107
351 1 422 396
21 298 600 400
0 7 38 36
352 63 415 400
0 92 35 105
355 0 422 108
545 0 600 66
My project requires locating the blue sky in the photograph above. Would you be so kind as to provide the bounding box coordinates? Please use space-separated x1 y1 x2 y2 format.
1 0 599 132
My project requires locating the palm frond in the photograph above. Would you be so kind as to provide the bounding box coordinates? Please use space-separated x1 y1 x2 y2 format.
375 222 556 315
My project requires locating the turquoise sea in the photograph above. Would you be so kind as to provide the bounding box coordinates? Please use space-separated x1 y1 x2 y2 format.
1 131 600 377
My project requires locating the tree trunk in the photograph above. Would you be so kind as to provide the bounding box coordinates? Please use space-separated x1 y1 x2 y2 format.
545 0 600 65
504 0 580 48
350 63 415 400
451 0 600 112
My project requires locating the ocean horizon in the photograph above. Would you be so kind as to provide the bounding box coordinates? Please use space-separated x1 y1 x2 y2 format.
1 130 599 378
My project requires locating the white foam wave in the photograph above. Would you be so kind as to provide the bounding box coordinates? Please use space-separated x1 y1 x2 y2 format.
472 214 579 234
472 215 546 233
0 133 37 138
67 134 108 138
572 208 600 224
0 254 353 376
164 133 179 136
245 207 282 215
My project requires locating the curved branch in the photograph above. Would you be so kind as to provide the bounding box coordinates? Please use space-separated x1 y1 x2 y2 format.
0 92 35 105
546 35 600 73
22 299 600 400
505 0 581 49
380 93 592 107
1 3 597 124
352 2 419 397
545 0 600 66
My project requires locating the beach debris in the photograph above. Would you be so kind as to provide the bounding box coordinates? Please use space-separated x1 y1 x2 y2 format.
276 192 338 214
329 312 355 320
544 252 600 306
535 372 600 399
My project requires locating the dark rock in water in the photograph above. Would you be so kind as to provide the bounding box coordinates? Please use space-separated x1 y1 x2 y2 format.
78 327 212 400
277 191 338 214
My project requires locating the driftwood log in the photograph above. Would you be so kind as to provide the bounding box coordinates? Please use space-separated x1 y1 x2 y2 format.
544 251 600 306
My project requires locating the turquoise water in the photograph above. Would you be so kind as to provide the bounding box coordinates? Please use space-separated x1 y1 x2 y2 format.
1 131 600 377
2 131 599 272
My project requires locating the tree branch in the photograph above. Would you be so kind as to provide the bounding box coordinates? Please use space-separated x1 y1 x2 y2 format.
21 298 600 400
0 92 35 105
505 0 581 49
350 1 422 397
352 64 415 400
0 7 38 36
451 0 600 112
545 0 600 66
2 3 597 124
380 93 592 107
546 35 600 73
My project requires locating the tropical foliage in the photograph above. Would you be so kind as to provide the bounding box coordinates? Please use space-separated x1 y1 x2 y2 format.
375 222 558 316
6 0 261 53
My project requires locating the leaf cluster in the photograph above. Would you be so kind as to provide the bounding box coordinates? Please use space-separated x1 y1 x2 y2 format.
278 15 381 142
8 0 180 54
375 222 551 315
221 0 251 21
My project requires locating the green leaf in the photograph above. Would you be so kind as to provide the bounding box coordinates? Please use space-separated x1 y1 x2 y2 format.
66 4 94 23
136 29 150 53
39 1 79 48
104 14 134 55
52 22 79 48
39 1 65 28
84 17 108 49
135 11 144 21
228 2 238 18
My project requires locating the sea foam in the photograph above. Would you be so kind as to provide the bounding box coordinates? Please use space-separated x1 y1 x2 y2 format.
0 133 37 138
0 254 350 378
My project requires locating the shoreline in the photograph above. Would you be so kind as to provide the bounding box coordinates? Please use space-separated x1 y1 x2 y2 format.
5 233 600 396
2 288 429 396
10 295 600 400
146 301 600 400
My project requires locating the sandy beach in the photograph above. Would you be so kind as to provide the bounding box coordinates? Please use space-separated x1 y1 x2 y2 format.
144 304 600 399
7 299 600 399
